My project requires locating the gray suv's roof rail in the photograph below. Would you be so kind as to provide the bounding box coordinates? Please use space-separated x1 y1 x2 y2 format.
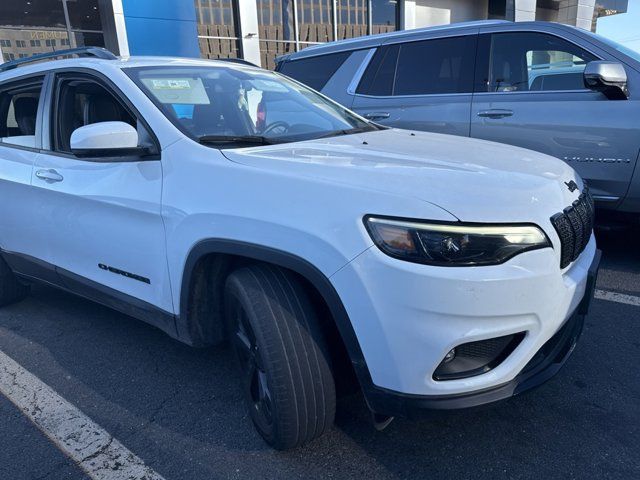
280 19 512 62
0 47 117 73
216 58 260 68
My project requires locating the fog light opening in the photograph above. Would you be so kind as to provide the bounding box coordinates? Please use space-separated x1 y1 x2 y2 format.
433 332 526 381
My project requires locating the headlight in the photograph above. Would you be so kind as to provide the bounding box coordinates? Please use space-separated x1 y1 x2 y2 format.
364 216 551 266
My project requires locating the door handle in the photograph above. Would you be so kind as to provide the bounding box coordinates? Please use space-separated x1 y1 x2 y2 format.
363 112 390 120
35 169 64 183
477 109 514 119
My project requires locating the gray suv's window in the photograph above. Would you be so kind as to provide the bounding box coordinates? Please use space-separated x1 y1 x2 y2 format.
356 44 399 96
277 51 351 91
356 35 476 96
481 32 598 93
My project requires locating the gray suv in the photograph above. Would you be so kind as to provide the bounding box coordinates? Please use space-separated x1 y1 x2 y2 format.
276 20 640 218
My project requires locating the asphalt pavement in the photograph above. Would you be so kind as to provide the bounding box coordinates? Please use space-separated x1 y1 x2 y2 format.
0 228 638 480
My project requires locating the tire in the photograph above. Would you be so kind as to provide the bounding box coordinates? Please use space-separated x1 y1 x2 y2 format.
0 255 29 306
224 264 336 450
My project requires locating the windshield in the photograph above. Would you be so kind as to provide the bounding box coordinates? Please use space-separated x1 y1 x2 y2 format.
126 65 377 147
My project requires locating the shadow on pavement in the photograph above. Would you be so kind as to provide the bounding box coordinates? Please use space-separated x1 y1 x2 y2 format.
0 235 638 479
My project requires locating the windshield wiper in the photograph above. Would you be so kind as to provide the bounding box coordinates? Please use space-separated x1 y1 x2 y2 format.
197 135 276 146
316 126 378 140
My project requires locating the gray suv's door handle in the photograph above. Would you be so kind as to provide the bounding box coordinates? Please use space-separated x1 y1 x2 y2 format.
363 112 390 120
35 169 64 183
477 109 514 119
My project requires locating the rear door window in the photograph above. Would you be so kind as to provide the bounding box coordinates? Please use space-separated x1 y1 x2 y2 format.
277 51 351 91
0 76 44 149
357 35 476 96
393 36 476 95
356 44 399 96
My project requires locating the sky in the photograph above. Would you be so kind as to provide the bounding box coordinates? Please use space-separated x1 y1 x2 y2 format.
596 1 640 52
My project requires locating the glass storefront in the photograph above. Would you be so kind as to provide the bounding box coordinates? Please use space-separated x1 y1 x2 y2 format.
257 0 297 70
0 0 106 62
195 0 241 60
336 0 368 40
297 0 334 49
253 0 399 68
371 0 398 35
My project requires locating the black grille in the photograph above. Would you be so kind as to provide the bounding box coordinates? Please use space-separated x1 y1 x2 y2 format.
551 186 595 269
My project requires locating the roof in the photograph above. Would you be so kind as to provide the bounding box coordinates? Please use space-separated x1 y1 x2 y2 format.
0 55 260 82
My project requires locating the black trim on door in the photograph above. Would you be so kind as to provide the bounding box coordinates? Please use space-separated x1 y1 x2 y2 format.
0 249 178 339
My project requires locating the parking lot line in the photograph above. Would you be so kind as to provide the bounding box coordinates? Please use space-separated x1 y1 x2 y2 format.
0 349 165 480
595 289 640 307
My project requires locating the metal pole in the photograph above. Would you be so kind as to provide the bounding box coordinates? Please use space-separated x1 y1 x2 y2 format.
61 0 75 48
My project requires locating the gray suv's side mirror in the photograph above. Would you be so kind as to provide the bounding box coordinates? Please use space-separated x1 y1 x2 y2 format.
584 61 629 100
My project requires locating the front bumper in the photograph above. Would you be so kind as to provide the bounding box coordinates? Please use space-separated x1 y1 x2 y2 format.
331 236 600 416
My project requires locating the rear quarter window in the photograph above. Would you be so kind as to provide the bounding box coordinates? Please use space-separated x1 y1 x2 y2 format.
277 51 351 91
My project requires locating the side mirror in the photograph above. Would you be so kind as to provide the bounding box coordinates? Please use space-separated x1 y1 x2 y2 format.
70 121 147 157
584 61 629 100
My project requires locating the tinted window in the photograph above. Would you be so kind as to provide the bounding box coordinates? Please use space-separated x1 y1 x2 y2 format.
483 32 598 93
0 77 44 149
356 44 399 96
394 36 476 95
52 76 151 155
277 51 351 91
357 36 476 96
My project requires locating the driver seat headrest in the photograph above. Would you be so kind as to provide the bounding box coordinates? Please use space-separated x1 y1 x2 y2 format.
83 95 122 125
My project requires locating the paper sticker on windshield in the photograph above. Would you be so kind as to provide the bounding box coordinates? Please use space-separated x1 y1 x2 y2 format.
142 78 210 105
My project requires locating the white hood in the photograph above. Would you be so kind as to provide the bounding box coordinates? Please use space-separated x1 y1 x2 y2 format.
222 129 583 224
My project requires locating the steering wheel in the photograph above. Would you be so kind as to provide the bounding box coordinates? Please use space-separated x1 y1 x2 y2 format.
262 121 290 136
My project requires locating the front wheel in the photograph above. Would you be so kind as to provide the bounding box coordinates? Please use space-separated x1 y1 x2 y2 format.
224 264 336 450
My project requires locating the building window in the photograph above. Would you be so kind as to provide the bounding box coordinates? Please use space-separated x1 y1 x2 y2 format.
256 0 297 69
1 1 106 62
297 0 335 50
336 0 368 40
65 0 102 31
195 0 241 60
371 0 398 34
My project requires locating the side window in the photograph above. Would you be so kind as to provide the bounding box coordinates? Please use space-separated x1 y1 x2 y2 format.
393 36 476 95
356 44 399 96
0 77 44 149
52 76 154 156
485 32 598 93
357 36 476 96
277 51 351 91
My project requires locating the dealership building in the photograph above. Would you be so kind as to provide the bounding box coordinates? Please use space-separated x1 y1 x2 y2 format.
0 0 630 70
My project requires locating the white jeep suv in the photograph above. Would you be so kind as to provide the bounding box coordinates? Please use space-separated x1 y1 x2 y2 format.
0 48 600 450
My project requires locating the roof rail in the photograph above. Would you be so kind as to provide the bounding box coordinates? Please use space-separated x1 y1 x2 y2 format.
216 58 259 68
0 47 117 73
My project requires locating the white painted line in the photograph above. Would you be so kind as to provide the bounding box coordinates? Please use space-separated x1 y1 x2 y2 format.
0 349 165 480
595 289 640 307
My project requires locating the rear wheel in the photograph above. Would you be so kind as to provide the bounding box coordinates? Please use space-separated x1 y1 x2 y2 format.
224 264 336 450
0 256 29 306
